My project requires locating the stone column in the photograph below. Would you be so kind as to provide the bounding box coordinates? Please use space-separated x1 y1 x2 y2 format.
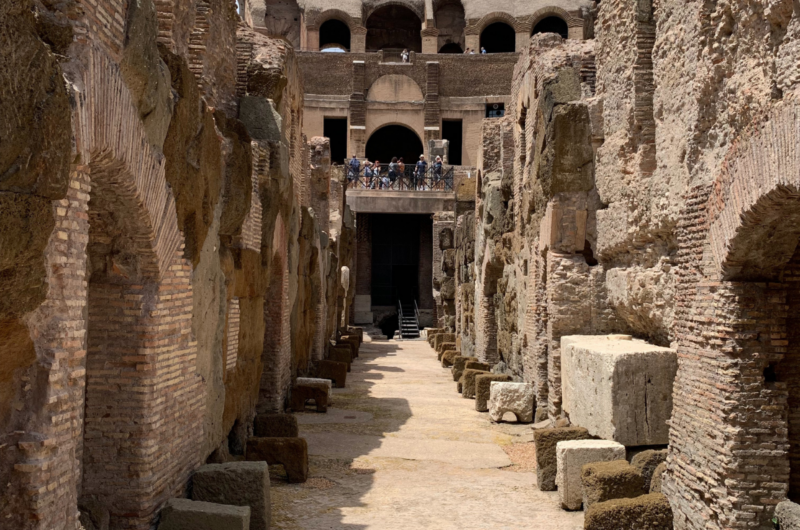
349 60 367 157
351 26 367 53
421 27 439 54
424 61 441 157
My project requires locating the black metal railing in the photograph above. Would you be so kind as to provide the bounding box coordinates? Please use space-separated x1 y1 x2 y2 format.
346 164 454 191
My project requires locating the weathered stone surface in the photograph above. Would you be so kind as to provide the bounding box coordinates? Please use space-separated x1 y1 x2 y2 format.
438 343 456 361
776 500 800 530
461 369 490 399
452 356 478 381
441 350 460 367
533 426 593 491
329 347 352 371
157 498 250 530
297 377 332 398
581 460 644 510
192 462 270 530
316 360 348 388
649 462 666 494
584 494 673 530
464 361 490 371
556 439 626 510
488 382 534 423
561 335 677 446
246 437 309 483
253 414 299 438
474 374 512 412
630 449 668 492
290 383 328 413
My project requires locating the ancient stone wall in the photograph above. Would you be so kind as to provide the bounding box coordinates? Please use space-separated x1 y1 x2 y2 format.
0 2 352 528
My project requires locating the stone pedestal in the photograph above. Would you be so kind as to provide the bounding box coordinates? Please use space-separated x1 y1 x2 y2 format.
555 439 626 510
192 462 270 530
158 499 250 530
561 335 677 446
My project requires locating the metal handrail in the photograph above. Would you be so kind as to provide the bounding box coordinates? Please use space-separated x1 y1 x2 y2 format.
414 299 420 326
397 300 404 340
346 164 454 191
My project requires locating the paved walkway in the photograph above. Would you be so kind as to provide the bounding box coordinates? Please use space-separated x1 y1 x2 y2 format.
271 338 584 529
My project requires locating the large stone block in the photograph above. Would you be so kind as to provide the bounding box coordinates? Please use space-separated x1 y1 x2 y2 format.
192 462 270 530
452 356 478 381
474 374 512 412
434 333 456 353
461 369 489 399
253 414 298 438
581 460 644 510
561 335 677 446
584 493 673 530
649 462 666 494
533 427 592 491
329 347 352 372
630 449 667 492
776 500 800 530
246 437 309 483
555 439 626 510
296 377 332 398
316 360 347 388
438 342 456 361
488 382 534 423
290 383 328 413
157 498 250 530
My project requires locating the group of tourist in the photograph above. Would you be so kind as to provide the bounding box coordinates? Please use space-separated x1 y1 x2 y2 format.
463 47 487 54
347 154 444 189
398 47 488 61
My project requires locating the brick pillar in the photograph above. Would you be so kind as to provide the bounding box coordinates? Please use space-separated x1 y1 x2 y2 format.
424 61 441 155
351 26 367 53
421 27 439 54
349 60 366 157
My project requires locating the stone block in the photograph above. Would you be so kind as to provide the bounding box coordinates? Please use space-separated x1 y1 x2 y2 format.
452 356 478 381
246 437 308 483
329 347 352 372
584 493 673 530
776 500 800 530
465 360 489 371
192 462 270 530
157 498 250 530
253 413 298 438
290 383 328 413
555 439 626 510
434 333 456 353
488 382 534 423
630 449 667 492
338 336 359 358
296 377 332 398
581 460 644 510
441 349 459 367
461 369 490 399
533 427 592 491
346 327 363 344
474 374 512 412
649 462 666 494
438 342 456 361
561 335 677 446
316 360 347 388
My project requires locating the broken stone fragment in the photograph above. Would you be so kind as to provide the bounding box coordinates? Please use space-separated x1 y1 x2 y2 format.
488 382 534 423
580 460 644 510
555 439 626 511
192 462 270 530
157 498 250 530
533 427 592 491
583 493 673 530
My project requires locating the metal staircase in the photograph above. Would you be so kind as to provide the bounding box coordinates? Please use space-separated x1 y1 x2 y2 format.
397 300 420 339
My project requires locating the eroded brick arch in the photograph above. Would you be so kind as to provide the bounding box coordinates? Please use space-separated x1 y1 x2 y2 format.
468 11 523 35
308 9 360 31
529 6 582 31
363 0 425 24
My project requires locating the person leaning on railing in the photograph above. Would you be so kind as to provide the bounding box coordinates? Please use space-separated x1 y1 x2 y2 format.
414 155 427 190
433 156 443 188
348 154 360 185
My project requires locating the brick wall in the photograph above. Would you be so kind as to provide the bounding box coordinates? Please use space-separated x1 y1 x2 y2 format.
226 298 241 371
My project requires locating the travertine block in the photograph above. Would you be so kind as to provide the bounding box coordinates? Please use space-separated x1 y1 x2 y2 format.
158 498 250 530
192 462 270 530
316 360 347 388
580 460 644 509
297 377 332 398
584 493 673 529
533 427 592 491
452 356 478 381
437 342 456 360
253 413 298 438
474 374 512 412
488 382 534 423
441 349 459 367
630 449 667 492
561 335 677 446
776 500 800 530
649 462 666 494
555 439 626 510
461 369 489 399
246 437 308 483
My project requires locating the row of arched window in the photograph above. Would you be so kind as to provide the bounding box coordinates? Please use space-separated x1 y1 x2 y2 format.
318 7 570 54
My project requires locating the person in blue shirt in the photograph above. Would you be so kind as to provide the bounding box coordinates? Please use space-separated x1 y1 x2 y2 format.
348 154 361 184
414 155 428 190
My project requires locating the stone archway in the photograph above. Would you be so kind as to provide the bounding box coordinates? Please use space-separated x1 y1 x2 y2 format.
365 3 422 52
365 124 424 167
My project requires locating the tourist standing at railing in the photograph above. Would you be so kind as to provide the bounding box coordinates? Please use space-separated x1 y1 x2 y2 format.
348 154 360 185
372 160 381 189
401 49 409 63
363 160 374 188
398 157 406 188
433 156 443 188
414 155 428 190
388 157 400 189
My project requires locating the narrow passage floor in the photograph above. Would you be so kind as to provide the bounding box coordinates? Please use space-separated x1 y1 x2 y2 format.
272 338 584 529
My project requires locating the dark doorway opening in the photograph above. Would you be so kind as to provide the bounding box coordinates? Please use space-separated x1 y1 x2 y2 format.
324 118 348 164
439 42 463 53
442 120 462 165
480 22 515 53
366 5 422 52
532 16 568 39
365 125 424 166
371 214 424 306
320 19 351 50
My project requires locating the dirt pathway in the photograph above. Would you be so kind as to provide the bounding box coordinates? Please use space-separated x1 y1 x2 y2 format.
271 338 584 529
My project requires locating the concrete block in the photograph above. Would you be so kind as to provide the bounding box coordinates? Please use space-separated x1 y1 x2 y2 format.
488 382 534 423
776 500 800 530
474 374 512 412
192 462 270 530
533 427 592 491
555 439 626 510
246 437 308 483
584 493 673 530
630 449 667 492
157 498 250 530
561 335 677 446
297 377 332 398
253 414 298 438
581 460 644 510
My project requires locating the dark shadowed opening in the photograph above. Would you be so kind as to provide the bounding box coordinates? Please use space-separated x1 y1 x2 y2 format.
365 125 424 166
320 19 351 50
532 16 568 39
439 42 463 53
324 117 348 164
480 22 515 53
442 119 462 165
366 5 422 52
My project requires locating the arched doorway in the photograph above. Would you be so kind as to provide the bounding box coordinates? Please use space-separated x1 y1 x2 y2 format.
434 0 465 53
366 5 422 52
439 42 463 53
532 16 568 39
320 19 350 51
365 125 424 166
480 21 515 53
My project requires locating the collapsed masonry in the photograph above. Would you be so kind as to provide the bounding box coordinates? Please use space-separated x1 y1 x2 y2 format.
0 0 355 527
437 0 800 526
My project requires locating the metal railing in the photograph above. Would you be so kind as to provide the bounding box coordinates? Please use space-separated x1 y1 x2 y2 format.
378 48 413 63
346 164 454 191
